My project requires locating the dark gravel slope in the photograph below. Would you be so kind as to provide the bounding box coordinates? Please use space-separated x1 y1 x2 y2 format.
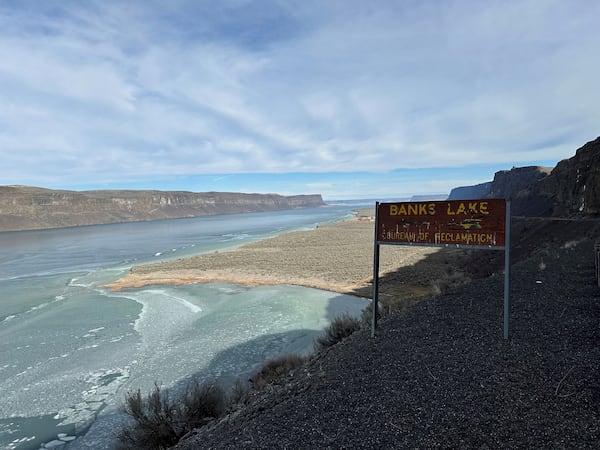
176 219 600 449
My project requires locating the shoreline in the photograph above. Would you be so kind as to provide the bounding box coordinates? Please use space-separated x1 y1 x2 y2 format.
103 268 368 296
104 211 444 299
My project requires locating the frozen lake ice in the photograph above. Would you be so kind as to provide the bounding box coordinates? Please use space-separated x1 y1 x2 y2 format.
0 207 369 449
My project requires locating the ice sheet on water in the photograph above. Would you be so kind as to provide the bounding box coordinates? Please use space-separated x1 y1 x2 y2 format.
4 284 367 447
144 289 202 313
72 284 358 448
68 276 95 288
0 294 67 326
217 285 250 295
6 436 36 450
53 367 130 430
109 283 368 398
0 317 136 417
86 327 105 334
0 413 78 450
38 433 77 449
220 232 251 242
82 327 105 338
110 287 204 336
58 433 76 441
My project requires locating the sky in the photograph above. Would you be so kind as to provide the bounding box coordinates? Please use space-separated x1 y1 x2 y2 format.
0 0 599 200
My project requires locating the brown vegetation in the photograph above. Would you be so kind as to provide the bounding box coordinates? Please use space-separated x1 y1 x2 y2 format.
106 219 456 311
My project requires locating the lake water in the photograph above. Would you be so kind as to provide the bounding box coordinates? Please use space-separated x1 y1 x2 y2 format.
0 206 370 449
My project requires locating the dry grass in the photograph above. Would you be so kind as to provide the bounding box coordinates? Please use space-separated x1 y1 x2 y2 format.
105 220 440 297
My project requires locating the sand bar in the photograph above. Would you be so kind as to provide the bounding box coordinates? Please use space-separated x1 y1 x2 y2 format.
105 217 442 298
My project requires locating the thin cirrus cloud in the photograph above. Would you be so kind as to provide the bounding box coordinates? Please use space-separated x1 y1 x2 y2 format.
0 0 598 198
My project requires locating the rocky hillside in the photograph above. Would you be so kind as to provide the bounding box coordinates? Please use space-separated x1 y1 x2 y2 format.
0 186 324 232
449 135 600 217
537 136 600 216
492 166 554 216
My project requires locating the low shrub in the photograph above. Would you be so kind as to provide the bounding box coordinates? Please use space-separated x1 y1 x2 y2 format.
431 269 471 294
360 305 374 327
180 380 226 429
382 291 423 312
250 354 306 389
118 315 365 447
360 302 392 327
118 383 181 449
227 377 250 407
314 314 361 352
118 379 227 449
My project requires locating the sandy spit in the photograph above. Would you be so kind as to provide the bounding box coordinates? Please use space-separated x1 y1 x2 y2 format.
104 219 439 297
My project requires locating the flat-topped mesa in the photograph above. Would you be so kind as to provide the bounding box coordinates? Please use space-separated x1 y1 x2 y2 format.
0 186 325 232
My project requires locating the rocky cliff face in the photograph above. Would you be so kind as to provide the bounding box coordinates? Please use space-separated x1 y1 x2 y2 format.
448 167 553 216
447 135 600 217
537 136 600 216
487 166 552 199
488 166 554 216
0 187 325 232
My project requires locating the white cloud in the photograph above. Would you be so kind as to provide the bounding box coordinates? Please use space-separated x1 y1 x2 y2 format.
0 0 599 192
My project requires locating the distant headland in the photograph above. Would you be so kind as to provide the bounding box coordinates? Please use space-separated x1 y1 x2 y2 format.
0 186 325 232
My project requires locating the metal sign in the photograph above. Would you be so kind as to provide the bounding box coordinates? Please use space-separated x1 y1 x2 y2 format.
376 199 506 248
372 199 511 339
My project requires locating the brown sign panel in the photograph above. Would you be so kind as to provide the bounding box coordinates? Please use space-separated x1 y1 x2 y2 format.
377 199 506 247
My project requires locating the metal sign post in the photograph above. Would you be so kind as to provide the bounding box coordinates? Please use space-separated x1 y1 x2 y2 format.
503 200 511 340
371 202 380 338
371 199 511 340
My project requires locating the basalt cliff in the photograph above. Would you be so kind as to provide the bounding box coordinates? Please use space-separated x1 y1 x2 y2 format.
0 187 325 232
449 135 600 217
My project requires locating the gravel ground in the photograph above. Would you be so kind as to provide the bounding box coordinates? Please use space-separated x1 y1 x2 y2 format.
175 218 600 449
